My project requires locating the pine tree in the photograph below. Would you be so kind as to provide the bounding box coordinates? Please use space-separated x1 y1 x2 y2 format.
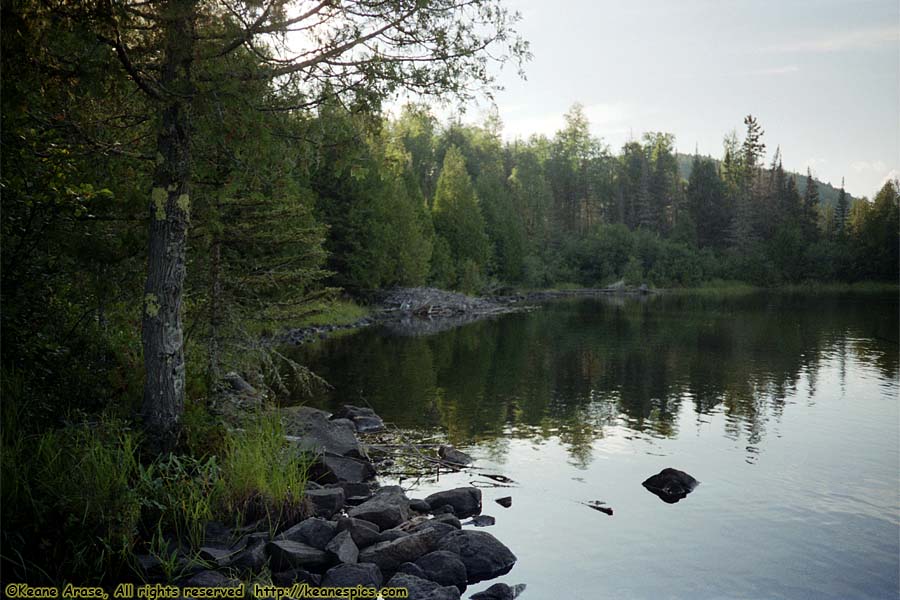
835 177 849 236
802 167 821 242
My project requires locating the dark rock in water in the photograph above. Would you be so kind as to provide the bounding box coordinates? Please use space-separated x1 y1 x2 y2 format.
436 530 517 584
642 468 699 504
495 496 512 508
271 568 320 586
283 406 364 457
470 583 527 600
583 501 613 516
415 550 468 592
349 485 412 530
312 452 376 484
321 562 383 588
425 487 482 518
305 487 346 519
432 504 457 516
331 405 386 433
431 514 462 529
277 517 338 550
439 445 473 466
386 573 461 600
396 561 428 579
410 498 432 513
336 516 381 548
266 540 332 572
358 528 441 572
326 530 359 564
463 515 495 527
181 570 240 588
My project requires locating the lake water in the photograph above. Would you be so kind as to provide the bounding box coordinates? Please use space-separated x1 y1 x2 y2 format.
290 292 899 599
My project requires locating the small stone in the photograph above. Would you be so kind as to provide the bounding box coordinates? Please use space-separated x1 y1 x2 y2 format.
495 496 512 508
438 445 473 466
325 530 359 564
470 583 527 600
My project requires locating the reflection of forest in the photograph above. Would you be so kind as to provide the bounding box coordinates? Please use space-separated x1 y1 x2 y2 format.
290 293 898 465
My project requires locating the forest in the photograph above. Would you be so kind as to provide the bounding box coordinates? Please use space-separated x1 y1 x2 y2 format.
1 0 897 588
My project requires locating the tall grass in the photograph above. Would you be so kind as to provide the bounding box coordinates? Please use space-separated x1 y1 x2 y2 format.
220 414 313 531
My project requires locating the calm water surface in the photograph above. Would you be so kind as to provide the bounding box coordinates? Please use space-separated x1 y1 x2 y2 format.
290 293 899 599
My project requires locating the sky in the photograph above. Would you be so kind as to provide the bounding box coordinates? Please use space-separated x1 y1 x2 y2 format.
452 0 899 197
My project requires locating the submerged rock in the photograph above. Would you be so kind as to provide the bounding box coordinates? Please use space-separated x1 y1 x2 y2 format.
436 530 517 584
425 487 482 519
463 515 495 527
495 497 512 508
642 468 699 504
470 583 527 600
439 445 473 466
386 573 461 600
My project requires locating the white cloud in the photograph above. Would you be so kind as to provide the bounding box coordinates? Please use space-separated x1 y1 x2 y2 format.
851 160 888 173
763 26 899 54
879 169 899 188
802 157 827 175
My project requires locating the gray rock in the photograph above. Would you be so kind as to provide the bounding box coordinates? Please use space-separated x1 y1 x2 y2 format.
469 583 527 600
425 487 482 518
197 546 235 568
336 516 381 548
223 372 256 395
305 487 345 519
463 515 495 527
266 540 332 572
408 521 457 542
321 563 383 588
271 569 320 586
278 517 338 550
437 530 517 584
438 445 473 466
330 405 386 433
396 562 428 579
358 529 441 572
349 485 411 530
495 497 512 508
415 550 468 592
410 499 432 513
225 536 267 573
313 452 376 484
642 468 699 504
431 504 456 516
431 514 462 529
181 570 240 588
378 529 410 543
325 530 359 564
283 406 363 457
386 573 461 600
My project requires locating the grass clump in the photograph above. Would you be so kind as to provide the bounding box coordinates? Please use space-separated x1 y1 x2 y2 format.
220 414 314 531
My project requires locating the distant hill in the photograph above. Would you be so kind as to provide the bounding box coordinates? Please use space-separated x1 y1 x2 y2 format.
675 153 854 208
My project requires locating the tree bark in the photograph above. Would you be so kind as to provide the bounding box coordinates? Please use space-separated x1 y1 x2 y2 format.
141 0 195 453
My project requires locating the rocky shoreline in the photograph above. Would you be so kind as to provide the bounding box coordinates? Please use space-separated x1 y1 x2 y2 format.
136 404 524 599
280 285 654 345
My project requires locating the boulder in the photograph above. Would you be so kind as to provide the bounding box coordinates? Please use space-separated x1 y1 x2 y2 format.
378 529 410 543
277 517 337 550
283 406 363 457
463 515 495 527
396 562 428 579
181 570 240 588
436 530 516 584
325 530 359 564
311 453 377 484
431 514 462 529
438 446 473 466
408 521 457 542
410 499 432 513
469 583 527 600
331 404 386 433
386 573 461 600
358 529 441 572
349 485 411 530
336 516 381 548
266 540 332 572
641 468 699 504
305 487 345 519
425 487 482 518
415 550 468 592
321 563 383 588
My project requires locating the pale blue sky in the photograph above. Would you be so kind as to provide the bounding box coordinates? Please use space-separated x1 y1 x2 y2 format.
471 0 898 197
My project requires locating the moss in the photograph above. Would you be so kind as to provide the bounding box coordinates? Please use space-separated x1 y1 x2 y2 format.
151 187 167 221
176 193 190 220
144 293 160 318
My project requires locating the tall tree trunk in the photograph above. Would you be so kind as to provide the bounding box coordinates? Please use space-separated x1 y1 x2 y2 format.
141 0 195 453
